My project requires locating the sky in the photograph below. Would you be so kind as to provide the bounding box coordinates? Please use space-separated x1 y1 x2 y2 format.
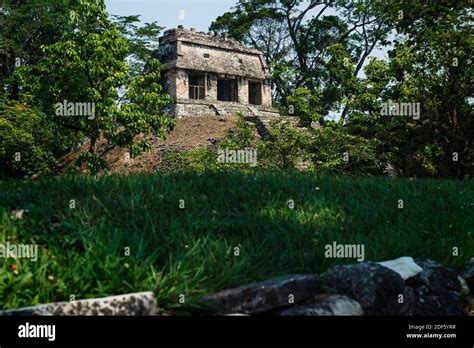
105 0 389 63
105 0 236 32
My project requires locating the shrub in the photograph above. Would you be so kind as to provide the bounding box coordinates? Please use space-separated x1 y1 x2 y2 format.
308 123 386 175
286 87 323 127
258 121 311 169
0 100 58 178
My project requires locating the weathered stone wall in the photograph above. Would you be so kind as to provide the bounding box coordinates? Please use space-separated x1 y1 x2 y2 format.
167 101 215 118
206 73 218 100
165 70 188 100
159 27 264 61
262 81 272 107
165 71 177 99
238 77 249 104
175 70 188 100
176 42 267 80
167 99 280 118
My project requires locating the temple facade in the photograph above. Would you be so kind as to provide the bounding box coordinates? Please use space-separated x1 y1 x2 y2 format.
155 26 280 118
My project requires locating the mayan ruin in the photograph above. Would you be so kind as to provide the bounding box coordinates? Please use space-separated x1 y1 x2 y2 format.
155 26 280 118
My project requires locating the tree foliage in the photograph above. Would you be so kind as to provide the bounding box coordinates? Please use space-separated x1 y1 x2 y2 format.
111 14 164 77
211 0 393 118
1 0 173 176
344 0 473 178
213 0 472 178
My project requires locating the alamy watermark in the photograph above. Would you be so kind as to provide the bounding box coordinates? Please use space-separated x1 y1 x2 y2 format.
380 100 421 120
18 322 55 342
0 242 38 262
217 148 257 167
54 100 95 120
324 241 365 262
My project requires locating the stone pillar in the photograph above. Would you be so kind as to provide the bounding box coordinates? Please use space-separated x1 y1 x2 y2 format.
206 73 218 101
238 77 249 104
164 71 177 100
175 70 188 100
262 81 272 107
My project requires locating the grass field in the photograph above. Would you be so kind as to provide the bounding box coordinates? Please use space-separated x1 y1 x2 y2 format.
0 171 473 313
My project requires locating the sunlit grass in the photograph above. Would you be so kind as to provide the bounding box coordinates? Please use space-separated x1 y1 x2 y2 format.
0 171 473 312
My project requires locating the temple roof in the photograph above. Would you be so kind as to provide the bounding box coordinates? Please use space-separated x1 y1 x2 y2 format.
155 27 271 80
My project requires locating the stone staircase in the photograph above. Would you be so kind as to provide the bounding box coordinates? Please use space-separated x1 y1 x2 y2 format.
245 115 299 138
211 103 250 116
247 105 260 116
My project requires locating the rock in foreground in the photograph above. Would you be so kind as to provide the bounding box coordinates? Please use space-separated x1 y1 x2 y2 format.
203 274 321 314
0 292 159 316
322 262 406 315
403 259 465 316
278 295 363 316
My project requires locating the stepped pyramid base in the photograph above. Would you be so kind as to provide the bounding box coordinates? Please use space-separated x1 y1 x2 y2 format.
168 99 280 118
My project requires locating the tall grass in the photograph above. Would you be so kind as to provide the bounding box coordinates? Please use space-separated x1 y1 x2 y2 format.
0 171 473 312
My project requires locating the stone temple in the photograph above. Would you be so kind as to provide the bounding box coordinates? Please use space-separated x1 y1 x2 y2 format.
155 26 280 118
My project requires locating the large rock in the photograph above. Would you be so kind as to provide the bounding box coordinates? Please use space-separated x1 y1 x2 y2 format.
461 258 474 294
278 295 363 316
203 274 321 314
0 292 159 316
378 256 423 280
458 276 470 297
322 262 405 315
403 259 465 315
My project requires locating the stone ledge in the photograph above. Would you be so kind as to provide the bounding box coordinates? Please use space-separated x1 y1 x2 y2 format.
0 292 159 316
202 274 321 314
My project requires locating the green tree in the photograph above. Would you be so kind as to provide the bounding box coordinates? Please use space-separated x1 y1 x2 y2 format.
287 87 322 127
344 0 473 178
0 96 57 178
18 0 173 173
210 0 392 118
0 0 81 98
0 0 82 178
309 122 384 175
111 14 164 78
